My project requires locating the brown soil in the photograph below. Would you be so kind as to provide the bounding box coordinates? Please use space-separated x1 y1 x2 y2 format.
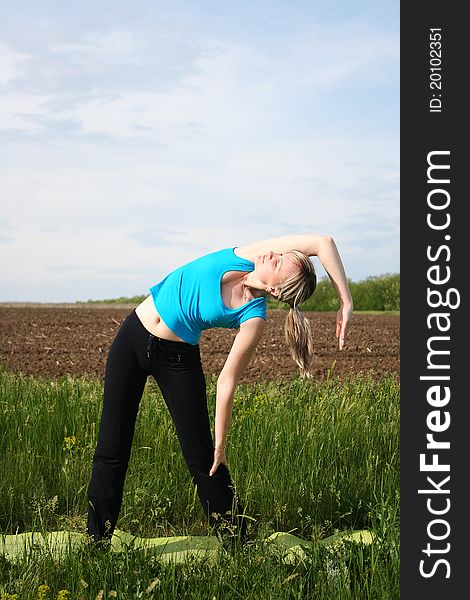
0 305 399 384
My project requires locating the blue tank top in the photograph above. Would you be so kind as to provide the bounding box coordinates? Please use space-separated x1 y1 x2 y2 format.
149 247 267 345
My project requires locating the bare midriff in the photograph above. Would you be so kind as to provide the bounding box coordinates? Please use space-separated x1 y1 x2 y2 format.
135 271 250 343
135 295 188 342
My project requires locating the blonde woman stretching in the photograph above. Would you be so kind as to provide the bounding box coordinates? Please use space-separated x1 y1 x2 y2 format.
86 234 352 547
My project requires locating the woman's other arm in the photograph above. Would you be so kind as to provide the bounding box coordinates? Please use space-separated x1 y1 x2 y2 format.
209 317 265 476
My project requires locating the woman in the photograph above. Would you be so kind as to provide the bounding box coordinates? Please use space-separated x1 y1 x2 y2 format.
86 233 352 547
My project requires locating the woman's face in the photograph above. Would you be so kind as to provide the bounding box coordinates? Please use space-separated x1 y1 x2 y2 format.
254 251 299 294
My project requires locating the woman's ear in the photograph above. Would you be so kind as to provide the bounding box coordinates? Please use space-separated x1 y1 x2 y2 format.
267 286 281 298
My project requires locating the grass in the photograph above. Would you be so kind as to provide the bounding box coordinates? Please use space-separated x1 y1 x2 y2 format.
0 368 399 599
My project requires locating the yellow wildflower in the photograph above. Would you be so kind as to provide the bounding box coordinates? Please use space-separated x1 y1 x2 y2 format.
56 591 71 600
38 584 50 600
63 436 77 451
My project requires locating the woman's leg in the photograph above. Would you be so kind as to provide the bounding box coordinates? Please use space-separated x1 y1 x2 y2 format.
149 338 248 542
86 310 148 543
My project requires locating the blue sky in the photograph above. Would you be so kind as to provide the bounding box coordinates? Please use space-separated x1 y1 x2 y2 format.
0 0 399 302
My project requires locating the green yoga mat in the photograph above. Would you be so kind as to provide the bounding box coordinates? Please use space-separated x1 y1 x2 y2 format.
0 528 373 565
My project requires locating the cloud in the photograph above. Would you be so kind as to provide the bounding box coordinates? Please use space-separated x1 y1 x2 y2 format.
127 228 207 252
0 3 398 301
0 20 398 141
0 43 30 85
0 218 17 244
46 264 91 274
0 92 53 132
50 30 137 61
2 22 204 96
0 235 15 243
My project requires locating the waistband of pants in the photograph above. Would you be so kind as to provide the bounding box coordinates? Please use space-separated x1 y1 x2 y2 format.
131 308 198 349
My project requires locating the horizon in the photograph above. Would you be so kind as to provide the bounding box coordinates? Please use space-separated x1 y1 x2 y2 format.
0 271 400 306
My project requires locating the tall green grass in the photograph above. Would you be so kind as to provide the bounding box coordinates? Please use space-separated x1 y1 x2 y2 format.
0 368 399 599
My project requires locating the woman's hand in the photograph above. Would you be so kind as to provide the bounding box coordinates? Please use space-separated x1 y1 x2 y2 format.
336 303 353 350
209 447 228 476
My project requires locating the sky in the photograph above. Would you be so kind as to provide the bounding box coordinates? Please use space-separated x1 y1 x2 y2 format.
0 0 399 303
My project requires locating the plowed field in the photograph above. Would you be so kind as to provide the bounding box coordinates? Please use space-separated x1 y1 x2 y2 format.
0 305 399 384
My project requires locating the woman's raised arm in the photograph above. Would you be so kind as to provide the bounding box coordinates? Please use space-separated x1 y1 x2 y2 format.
242 233 353 349
314 236 353 350
240 233 332 258
243 233 352 309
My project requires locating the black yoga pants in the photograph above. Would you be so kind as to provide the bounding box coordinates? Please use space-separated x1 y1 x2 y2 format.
86 309 247 542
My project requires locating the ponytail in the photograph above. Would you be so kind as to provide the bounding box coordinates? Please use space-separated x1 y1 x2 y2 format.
276 250 317 378
284 306 315 378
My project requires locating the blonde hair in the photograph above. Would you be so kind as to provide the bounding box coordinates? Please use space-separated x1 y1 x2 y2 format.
276 250 317 378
